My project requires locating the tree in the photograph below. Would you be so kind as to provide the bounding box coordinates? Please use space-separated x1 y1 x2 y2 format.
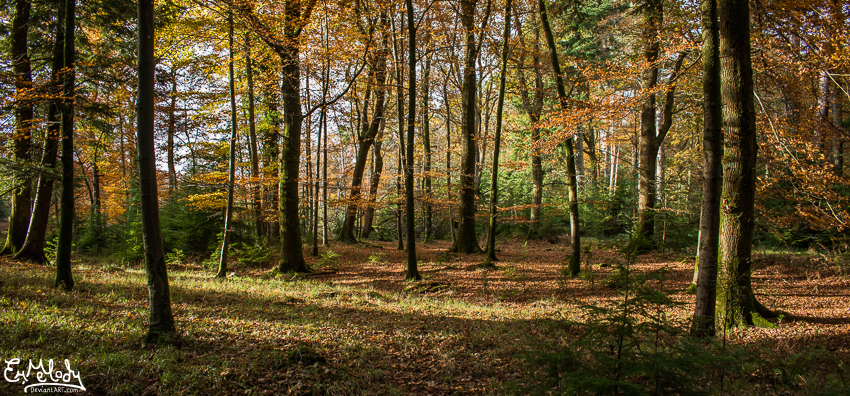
2 0 34 256
538 0 580 275
138 0 176 343
235 0 318 273
404 0 420 280
716 0 772 330
449 0 491 254
14 0 64 264
691 0 721 337
484 0 512 264
216 11 239 279
54 0 76 290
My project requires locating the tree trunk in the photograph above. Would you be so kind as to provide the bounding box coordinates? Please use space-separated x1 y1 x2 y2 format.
405 0 421 279
167 70 178 191
138 0 176 342
485 0 512 264
517 20 545 239
691 0 722 337
2 0 34 256
444 81 456 244
422 37 433 243
341 30 389 242
635 0 662 247
262 84 281 241
449 0 486 253
716 0 770 330
15 0 64 264
539 0 580 274
361 135 383 239
217 12 238 279
54 0 76 290
833 84 844 176
815 70 830 153
246 34 263 239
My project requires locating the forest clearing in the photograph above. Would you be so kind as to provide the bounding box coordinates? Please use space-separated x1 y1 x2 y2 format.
1 239 848 395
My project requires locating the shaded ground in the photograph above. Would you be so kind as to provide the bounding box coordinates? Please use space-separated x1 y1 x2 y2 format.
1 239 848 395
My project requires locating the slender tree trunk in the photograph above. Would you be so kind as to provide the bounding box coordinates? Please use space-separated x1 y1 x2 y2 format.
716 0 771 330
15 0 64 264
217 12 239 279
539 0 580 274
833 85 844 176
692 0 722 337
167 71 177 191
322 106 329 245
246 34 263 239
815 70 830 153
405 0 421 279
138 0 176 342
54 0 76 290
422 36 433 243
361 135 383 239
444 82 456 244
341 30 389 242
485 0 512 264
392 15 405 251
450 0 488 253
2 0 34 256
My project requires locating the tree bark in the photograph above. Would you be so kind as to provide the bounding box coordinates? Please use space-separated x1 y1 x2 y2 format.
833 84 844 176
54 0 76 290
341 22 389 242
484 0 512 264
361 135 383 239
422 33 433 243
716 0 769 330
14 0 64 264
166 70 178 191
634 0 662 247
539 0 580 274
405 0 421 279
2 0 34 256
246 34 263 239
138 0 176 342
449 0 488 254
216 12 239 279
691 0 721 337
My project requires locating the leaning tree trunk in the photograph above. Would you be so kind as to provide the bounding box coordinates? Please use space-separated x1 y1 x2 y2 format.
54 0 76 290
138 0 176 343
716 0 772 330
484 0 512 264
14 0 63 264
539 0 580 275
691 0 722 338
2 0 34 256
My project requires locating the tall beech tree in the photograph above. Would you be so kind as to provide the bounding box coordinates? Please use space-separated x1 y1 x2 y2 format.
450 0 492 254
691 0 721 337
484 0 512 264
54 0 76 290
14 0 64 264
138 0 176 342
404 0 421 280
538 0 580 275
216 11 239 279
716 0 773 329
2 0 34 256
234 0 319 273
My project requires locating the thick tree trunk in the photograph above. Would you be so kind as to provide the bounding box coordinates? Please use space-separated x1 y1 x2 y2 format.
449 0 485 253
716 0 770 330
138 0 176 342
2 0 34 256
361 137 383 239
635 0 662 246
405 0 421 279
691 0 722 337
216 12 238 279
485 0 512 264
539 0 580 274
55 0 76 290
15 1 64 264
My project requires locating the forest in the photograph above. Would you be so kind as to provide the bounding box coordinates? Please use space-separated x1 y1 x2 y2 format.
1 0 849 394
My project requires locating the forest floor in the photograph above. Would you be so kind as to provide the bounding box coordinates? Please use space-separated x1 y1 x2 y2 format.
1 239 848 395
